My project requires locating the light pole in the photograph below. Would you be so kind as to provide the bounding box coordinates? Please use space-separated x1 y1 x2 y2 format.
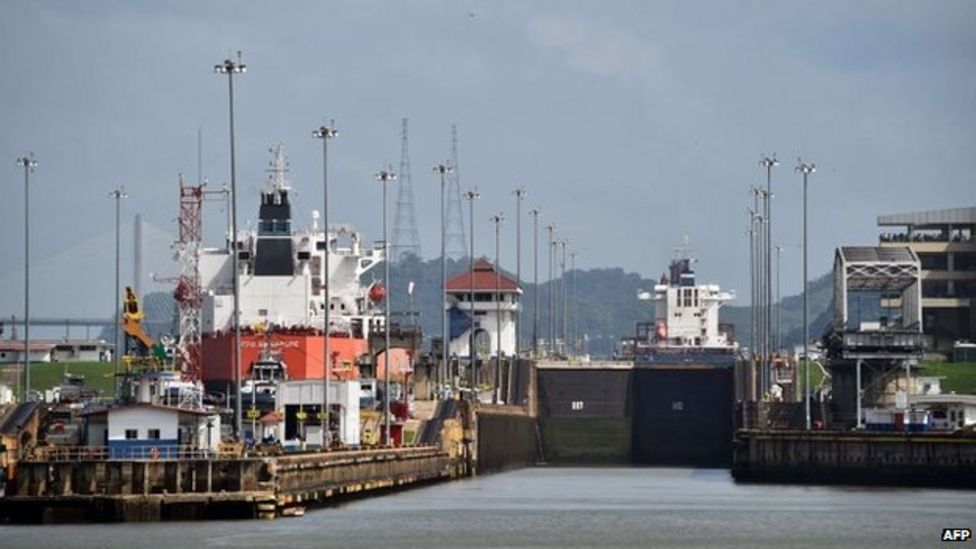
570 250 578 357
513 188 526 354
775 244 783 354
490 213 504 403
375 167 396 445
529 208 541 357
214 52 246 438
545 224 557 355
463 188 480 396
16 153 37 401
313 120 338 448
796 159 815 430
760 155 778 397
560 239 568 356
434 163 453 391
746 209 758 400
109 187 128 398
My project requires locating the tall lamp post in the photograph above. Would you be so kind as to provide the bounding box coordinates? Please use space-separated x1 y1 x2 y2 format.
529 208 541 357
375 168 396 445
796 159 815 430
434 164 453 391
570 250 578 357
109 187 128 398
17 153 37 401
313 121 338 447
560 239 568 355
775 244 783 354
545 224 557 355
513 188 526 354
463 188 480 396
214 52 246 438
490 213 504 403
760 155 778 396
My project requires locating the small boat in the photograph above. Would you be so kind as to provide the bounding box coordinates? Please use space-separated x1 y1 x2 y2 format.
281 506 305 518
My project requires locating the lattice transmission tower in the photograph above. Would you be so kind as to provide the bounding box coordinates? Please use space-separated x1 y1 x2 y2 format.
445 124 468 258
392 118 421 262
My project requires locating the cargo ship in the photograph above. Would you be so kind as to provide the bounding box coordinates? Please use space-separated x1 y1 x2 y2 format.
631 251 738 466
198 145 408 393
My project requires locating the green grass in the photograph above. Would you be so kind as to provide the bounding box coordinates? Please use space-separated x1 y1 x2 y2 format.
2 361 116 397
921 361 976 395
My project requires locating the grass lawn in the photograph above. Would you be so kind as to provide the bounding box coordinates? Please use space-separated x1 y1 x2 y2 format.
2 361 116 397
921 361 976 395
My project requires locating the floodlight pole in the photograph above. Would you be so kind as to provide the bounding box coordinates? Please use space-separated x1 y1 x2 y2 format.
513 188 526 354
434 164 453 392
463 189 480 397
760 155 778 397
796 159 816 430
214 52 246 438
17 154 37 401
490 213 504 404
545 225 557 355
530 208 541 357
313 120 338 447
110 187 128 399
375 168 397 444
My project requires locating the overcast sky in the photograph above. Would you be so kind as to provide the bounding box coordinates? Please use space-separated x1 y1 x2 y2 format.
1 1 974 320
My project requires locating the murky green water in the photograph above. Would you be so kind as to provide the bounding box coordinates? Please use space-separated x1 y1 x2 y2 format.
2 467 973 548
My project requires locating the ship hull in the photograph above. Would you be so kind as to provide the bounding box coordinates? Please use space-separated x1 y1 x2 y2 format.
201 332 365 386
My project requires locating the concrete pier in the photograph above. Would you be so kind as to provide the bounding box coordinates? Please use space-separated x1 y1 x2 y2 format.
1 446 461 522
732 429 976 488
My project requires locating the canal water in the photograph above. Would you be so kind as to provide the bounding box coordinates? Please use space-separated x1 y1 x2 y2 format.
2 467 974 548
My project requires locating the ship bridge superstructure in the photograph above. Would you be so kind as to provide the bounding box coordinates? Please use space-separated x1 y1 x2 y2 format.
639 257 736 350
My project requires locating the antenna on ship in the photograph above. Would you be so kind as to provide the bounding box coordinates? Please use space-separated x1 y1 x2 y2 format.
445 124 468 258
392 118 421 262
266 143 291 192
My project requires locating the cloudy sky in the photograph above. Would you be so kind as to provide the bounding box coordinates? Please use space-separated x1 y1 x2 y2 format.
1 0 974 320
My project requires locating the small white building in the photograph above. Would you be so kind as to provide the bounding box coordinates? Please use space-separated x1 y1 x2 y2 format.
81 403 221 459
0 341 55 364
913 394 976 431
446 259 521 359
51 339 113 362
269 380 360 449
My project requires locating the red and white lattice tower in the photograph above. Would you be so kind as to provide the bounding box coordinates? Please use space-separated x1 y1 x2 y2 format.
174 175 204 380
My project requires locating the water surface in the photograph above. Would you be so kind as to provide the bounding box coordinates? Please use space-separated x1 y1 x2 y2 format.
2 467 973 548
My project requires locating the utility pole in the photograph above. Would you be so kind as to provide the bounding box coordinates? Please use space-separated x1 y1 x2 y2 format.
747 208 757 401
110 187 128 399
463 188 480 396
796 159 815 430
546 224 557 355
570 250 578 357
513 188 526 354
560 239 568 356
775 244 783 354
530 208 541 357
313 120 338 447
375 168 396 444
434 163 453 390
17 153 37 401
760 155 778 398
490 213 504 403
214 52 246 438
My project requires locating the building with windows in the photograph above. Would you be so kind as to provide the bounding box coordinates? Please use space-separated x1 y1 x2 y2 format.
445 259 521 359
878 207 976 352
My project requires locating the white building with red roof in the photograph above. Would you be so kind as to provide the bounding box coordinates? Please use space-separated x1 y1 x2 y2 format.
445 259 522 359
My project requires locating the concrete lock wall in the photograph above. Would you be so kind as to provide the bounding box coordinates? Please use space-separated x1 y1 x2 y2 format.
476 412 538 473
732 430 976 488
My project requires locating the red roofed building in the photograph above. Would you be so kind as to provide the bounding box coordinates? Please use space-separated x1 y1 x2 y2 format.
445 259 522 358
